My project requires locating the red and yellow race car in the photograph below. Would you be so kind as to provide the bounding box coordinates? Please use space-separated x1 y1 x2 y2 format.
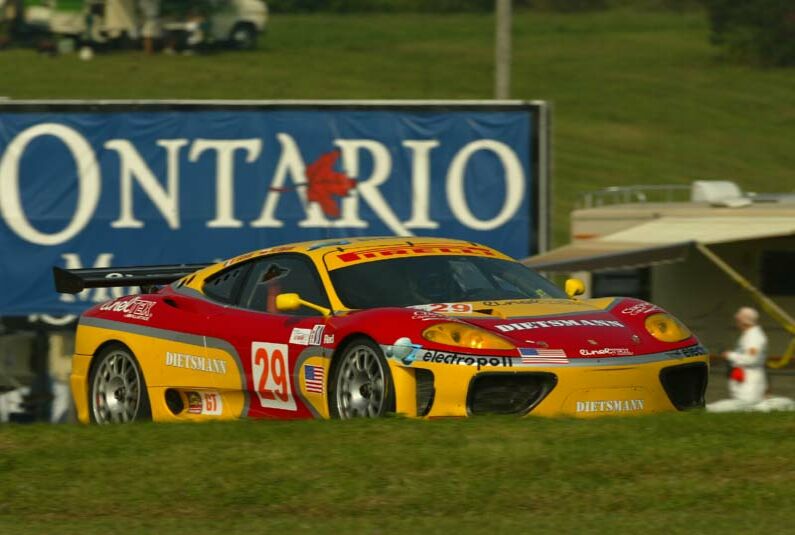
54 236 708 423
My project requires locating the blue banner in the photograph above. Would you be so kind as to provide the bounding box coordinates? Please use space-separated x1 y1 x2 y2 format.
0 103 544 316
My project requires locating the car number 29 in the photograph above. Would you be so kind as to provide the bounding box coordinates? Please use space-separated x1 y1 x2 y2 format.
251 342 297 411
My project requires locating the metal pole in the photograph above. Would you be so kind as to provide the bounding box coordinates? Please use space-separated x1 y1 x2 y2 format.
696 242 795 367
696 242 795 333
495 0 512 99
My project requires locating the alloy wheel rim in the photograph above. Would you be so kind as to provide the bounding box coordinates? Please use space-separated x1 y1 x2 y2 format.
91 351 141 424
336 345 386 419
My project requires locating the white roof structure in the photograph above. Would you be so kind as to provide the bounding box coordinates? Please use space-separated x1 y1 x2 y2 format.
525 215 795 272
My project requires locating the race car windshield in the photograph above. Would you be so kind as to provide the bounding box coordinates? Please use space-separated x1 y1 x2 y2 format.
329 255 567 309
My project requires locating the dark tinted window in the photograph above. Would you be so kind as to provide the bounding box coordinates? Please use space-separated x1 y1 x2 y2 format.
203 264 250 303
238 255 330 316
761 251 795 296
329 255 567 309
592 268 650 300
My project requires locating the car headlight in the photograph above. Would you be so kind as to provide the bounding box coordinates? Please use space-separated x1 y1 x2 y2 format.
644 313 691 342
422 323 515 350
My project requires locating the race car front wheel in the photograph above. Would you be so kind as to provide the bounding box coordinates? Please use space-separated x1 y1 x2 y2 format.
89 345 151 424
330 338 395 419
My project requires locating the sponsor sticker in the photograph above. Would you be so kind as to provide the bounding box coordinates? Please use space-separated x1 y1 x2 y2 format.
290 326 325 346
323 334 335 345
420 350 513 370
289 328 311 346
187 391 202 414
575 399 645 413
409 303 474 314
578 348 634 357
496 319 625 332
309 325 325 346
482 299 536 306
519 348 569 364
165 352 227 374
99 296 156 321
620 303 661 316
304 365 325 394
411 310 450 322
187 391 224 415
482 298 587 307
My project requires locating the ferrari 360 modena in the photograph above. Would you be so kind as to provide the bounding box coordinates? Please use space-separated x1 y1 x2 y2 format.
53 236 709 423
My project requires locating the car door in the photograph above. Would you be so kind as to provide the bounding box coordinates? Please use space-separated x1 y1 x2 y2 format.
202 253 332 420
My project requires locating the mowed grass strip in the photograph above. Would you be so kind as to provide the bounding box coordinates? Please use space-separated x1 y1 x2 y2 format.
1 8 794 245
1 412 793 533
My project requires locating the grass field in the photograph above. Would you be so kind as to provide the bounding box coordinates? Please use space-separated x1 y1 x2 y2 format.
1 8 794 244
1 412 793 534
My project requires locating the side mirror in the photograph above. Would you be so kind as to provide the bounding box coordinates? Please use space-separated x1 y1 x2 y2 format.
275 293 301 312
565 278 585 298
275 292 331 317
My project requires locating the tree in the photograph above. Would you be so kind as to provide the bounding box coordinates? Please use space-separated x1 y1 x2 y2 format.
703 0 795 66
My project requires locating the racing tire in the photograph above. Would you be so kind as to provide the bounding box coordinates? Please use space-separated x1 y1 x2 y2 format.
229 23 257 50
89 344 152 424
329 337 395 419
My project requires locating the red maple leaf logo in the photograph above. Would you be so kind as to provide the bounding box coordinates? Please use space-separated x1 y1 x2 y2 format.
305 150 357 218
270 149 356 218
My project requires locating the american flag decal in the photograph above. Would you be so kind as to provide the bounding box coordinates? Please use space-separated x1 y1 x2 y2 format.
304 365 325 394
519 348 569 364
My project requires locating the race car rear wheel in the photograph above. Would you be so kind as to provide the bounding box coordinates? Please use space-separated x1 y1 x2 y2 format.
330 338 395 419
89 345 151 424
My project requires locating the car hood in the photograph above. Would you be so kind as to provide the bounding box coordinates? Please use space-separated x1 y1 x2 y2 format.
411 298 663 358
411 297 615 321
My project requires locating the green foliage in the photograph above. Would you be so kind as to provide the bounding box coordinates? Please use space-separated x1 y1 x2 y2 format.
703 0 795 66
266 0 702 14
526 0 609 12
613 0 703 10
267 0 494 13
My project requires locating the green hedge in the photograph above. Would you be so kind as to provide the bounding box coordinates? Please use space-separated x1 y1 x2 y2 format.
267 0 493 13
703 0 795 66
266 0 701 14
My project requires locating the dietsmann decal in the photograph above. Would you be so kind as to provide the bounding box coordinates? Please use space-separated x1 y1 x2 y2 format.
575 399 645 413
496 319 625 332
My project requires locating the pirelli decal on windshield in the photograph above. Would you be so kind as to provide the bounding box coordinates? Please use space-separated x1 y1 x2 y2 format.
496 319 625 332
328 243 500 267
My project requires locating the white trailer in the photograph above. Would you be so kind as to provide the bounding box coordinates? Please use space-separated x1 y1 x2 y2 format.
525 181 795 368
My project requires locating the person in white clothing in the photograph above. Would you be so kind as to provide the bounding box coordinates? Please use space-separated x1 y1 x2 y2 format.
707 306 794 412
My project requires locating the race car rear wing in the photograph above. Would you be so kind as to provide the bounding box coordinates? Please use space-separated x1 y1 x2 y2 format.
53 264 212 294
